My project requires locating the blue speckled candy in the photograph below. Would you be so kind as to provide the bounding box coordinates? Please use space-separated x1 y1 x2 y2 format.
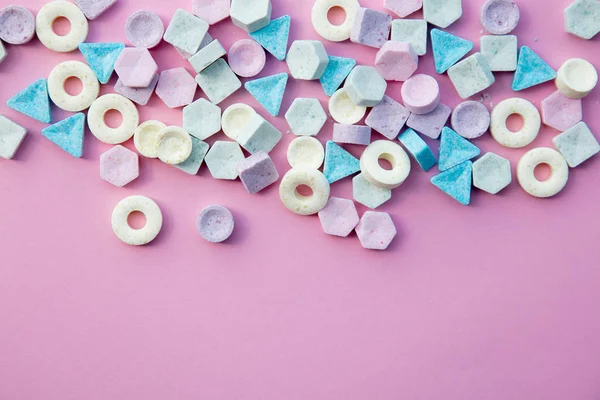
174 136 209 175
244 72 288 116
79 42 125 84
323 141 360 184
7 78 52 123
512 46 556 91
319 56 356 97
438 127 480 171
41 113 85 158
398 128 437 171
431 160 473 205
431 29 473 74
249 15 291 61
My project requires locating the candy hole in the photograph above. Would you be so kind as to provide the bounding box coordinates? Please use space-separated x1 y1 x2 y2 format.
104 109 124 129
127 211 147 229
506 113 524 133
295 184 314 197
534 163 552 182
378 153 395 171
64 76 83 96
327 6 346 26
53 16 71 37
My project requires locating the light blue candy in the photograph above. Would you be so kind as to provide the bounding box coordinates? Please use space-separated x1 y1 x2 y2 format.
431 28 473 74
7 78 52 124
512 46 556 91
41 113 85 158
174 136 209 175
249 15 290 61
323 141 360 184
244 72 288 116
431 161 473 206
438 127 480 171
398 128 437 171
79 42 125 84
319 56 356 97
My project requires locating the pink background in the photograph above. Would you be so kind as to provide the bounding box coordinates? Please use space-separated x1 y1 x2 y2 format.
1 0 599 398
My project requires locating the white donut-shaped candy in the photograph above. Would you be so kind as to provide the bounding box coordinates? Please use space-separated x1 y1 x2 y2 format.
36 0 88 52
221 103 256 141
48 60 99 112
111 195 163 246
311 0 360 42
279 168 331 215
155 126 193 165
556 58 598 99
287 136 325 169
329 88 367 125
360 140 411 189
133 120 166 158
88 94 140 144
517 147 569 198
490 98 541 148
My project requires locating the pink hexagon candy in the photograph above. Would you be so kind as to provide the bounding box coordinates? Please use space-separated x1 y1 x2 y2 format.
541 91 583 132
375 41 418 82
318 197 360 237
100 145 139 187
193 0 230 25
384 0 422 18
155 67 197 108
355 211 397 250
114 48 158 88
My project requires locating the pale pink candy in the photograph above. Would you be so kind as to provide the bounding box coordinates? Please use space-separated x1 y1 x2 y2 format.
383 0 422 18
541 91 583 132
406 103 452 139
375 41 418 82
155 67 197 108
318 197 360 237
125 10 164 49
74 0 116 20
228 39 266 78
114 48 158 88
100 145 139 187
192 0 230 25
401 74 440 115
355 211 397 250
114 74 159 106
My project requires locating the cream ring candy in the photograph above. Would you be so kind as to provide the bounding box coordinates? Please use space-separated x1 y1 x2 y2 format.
88 94 140 144
490 98 541 148
287 136 325 169
329 88 367 125
517 147 569 198
401 74 440 115
0 6 36 45
111 195 163 246
556 58 598 99
311 0 360 42
155 126 193 165
36 0 88 52
360 140 411 189
133 120 166 158
221 103 257 141
279 168 331 215
48 60 100 112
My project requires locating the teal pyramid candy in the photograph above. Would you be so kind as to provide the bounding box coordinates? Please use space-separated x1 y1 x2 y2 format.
438 127 480 171
249 15 290 61
323 141 360 184
79 42 125 84
7 78 52 123
431 161 473 205
41 113 86 158
245 73 288 117
431 29 473 74
320 56 356 96
512 46 557 91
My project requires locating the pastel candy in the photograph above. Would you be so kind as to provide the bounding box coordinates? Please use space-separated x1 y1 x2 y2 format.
236 151 279 194
324 141 360 184
286 40 329 80
0 115 27 160
41 113 85 158
541 91 582 132
556 58 598 99
197 205 235 243
228 39 266 78
451 101 491 139
343 66 387 107
365 95 410 140
36 1 89 53
431 29 473 74
125 10 165 49
285 98 327 137
552 122 600 168
390 19 427 56
352 173 391 209
438 127 480 171
222 103 256 141
114 74 158 106
401 74 440 115
517 148 569 198
7 78 52 124
111 195 162 246
423 0 462 28
311 0 359 42
564 0 600 40
79 42 125 84
183 98 221 140
192 0 230 25
355 211 397 250
155 67 197 108
350 8 392 49
398 128 437 171
99 145 139 187
236 113 282 154
473 152 512 194
406 103 451 139
163 9 209 55
195 59 242 105
512 46 556 91
175 33 212 60
174 136 210 175
448 53 495 99
480 0 520 35
114 47 158 88
490 98 541 148
384 0 422 18
73 0 116 20
133 120 165 158
244 73 288 116
287 136 325 169
318 197 360 238
279 168 330 215
319 56 356 96
189 40 227 73
375 41 418 82
333 124 371 146
249 15 290 61
480 35 517 72
328 88 366 125
0 6 35 44
431 161 473 205
155 126 193 165
205 141 245 180
230 0 271 33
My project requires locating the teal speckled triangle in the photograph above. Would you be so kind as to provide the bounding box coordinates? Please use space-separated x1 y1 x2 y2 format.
79 42 125 84
323 141 360 184
320 56 356 96
244 73 288 117
7 78 52 123
42 113 85 158
431 29 473 74
431 161 473 206
249 15 290 61
438 127 480 171
512 46 557 91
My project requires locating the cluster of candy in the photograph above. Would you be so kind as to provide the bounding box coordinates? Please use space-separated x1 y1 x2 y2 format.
0 0 599 250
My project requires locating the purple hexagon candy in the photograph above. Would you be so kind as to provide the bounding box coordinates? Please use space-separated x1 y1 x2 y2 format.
365 95 410 140
318 197 360 237
74 0 117 20
350 8 392 49
100 145 139 187
236 151 279 194
541 91 583 132
114 48 158 88
355 211 397 250
155 67 197 108
114 73 159 106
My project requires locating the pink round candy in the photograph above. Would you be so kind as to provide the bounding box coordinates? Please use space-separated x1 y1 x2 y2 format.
0 6 35 45
228 39 266 78
197 205 235 243
451 101 491 139
480 0 520 35
125 10 164 49
400 74 440 115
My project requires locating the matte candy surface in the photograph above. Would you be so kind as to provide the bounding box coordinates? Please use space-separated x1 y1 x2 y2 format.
125 10 164 49
195 59 241 104
79 42 125 84
163 8 209 55
249 15 290 61
173 136 209 175
41 112 85 158
99 145 139 187
236 151 279 194
319 56 356 97
245 73 288 116
431 160 473 205
365 95 410 140
0 115 26 159
390 19 427 56
323 141 360 184
512 46 557 91
7 78 52 123
431 29 473 74
438 126 480 171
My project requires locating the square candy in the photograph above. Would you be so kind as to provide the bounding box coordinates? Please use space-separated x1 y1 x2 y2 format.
448 53 495 99
195 59 241 104
406 103 451 139
553 121 600 167
365 95 410 139
236 151 279 194
481 35 518 72
164 8 209 55
391 19 427 56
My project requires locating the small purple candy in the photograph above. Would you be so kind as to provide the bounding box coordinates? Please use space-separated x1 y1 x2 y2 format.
350 8 392 49
451 101 491 139
236 151 279 194
0 6 35 45
74 0 117 20
480 0 520 35
125 10 165 49
196 205 235 243
406 103 452 139
114 73 159 106
365 95 410 140
333 124 372 145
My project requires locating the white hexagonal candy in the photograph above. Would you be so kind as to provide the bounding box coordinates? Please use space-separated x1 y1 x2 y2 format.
423 0 462 29
473 152 512 195
343 66 387 107
284 98 327 136
205 141 245 180
183 98 221 140
286 40 329 80
564 0 600 40
352 173 391 209
230 0 272 33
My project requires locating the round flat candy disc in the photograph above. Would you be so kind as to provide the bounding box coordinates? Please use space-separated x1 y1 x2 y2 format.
0 6 36 45
125 10 164 49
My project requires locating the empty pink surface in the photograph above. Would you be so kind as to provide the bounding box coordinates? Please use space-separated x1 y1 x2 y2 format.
1 0 599 399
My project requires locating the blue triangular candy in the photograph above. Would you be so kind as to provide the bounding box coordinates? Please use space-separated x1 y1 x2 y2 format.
249 15 290 61
244 73 288 117
79 42 125 84
512 46 557 91
7 78 52 123
320 56 356 96
323 141 360 184
431 161 473 205
431 29 473 74
41 113 85 158
438 127 480 171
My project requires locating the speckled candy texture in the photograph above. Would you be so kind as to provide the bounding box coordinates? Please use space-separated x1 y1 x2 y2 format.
195 59 242 104
286 40 329 80
333 124 372 145
401 74 440 115
173 136 209 175
0 115 27 159
73 0 116 20
323 141 361 184
7 78 52 124
320 56 356 97
390 19 427 56
205 141 245 180
552 122 600 167
163 8 209 55
365 95 410 140
353 173 391 209
285 98 327 136
228 39 266 78
114 74 158 106
423 0 462 28
230 0 271 33
236 113 282 154
431 29 473 74
473 152 512 194
438 127 480 171
541 91 582 132
448 53 495 99
245 73 288 117
431 161 473 205
344 66 387 107
451 101 491 139
79 42 125 84
398 128 437 171
480 35 518 72
350 8 392 49
318 197 360 237
355 211 397 250
193 0 230 25
196 205 235 243
41 113 85 158
189 40 226 73
384 0 422 18
0 6 36 45
155 67 197 108
249 15 291 61
480 0 520 35
512 46 556 91
564 0 600 40
375 41 418 82
406 103 451 139
100 145 139 187
114 48 158 88
236 151 279 194
183 98 221 140
125 10 164 49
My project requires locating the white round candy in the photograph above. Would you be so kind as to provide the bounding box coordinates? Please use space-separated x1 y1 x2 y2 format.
88 94 140 144
279 168 331 215
36 0 88 52
311 0 359 42
155 126 193 165
360 140 411 189
221 103 256 141
133 120 166 158
490 98 540 148
329 88 367 125
287 136 325 169
517 147 569 198
556 58 598 99
48 60 99 112
111 195 163 246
